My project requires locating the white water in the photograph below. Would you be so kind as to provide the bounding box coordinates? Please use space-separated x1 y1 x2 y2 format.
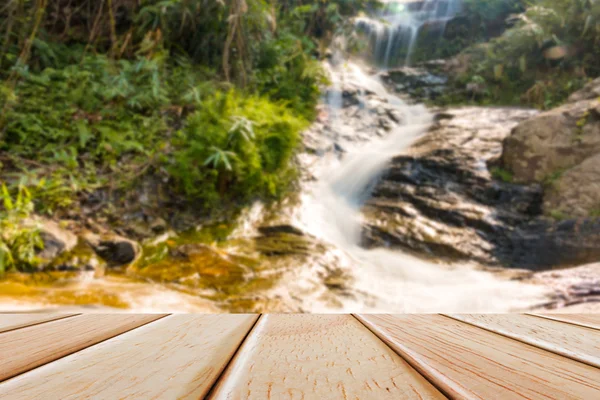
357 0 463 68
290 58 549 313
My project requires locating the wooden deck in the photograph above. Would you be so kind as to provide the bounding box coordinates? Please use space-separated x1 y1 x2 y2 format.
1 314 600 399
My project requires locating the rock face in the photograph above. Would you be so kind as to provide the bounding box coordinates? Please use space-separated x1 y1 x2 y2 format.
502 78 600 217
381 66 448 102
362 107 600 270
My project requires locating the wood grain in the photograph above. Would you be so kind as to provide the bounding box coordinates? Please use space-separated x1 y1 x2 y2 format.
0 314 165 382
446 314 600 368
0 314 258 400
531 313 600 330
0 313 77 334
208 314 446 400
357 314 600 400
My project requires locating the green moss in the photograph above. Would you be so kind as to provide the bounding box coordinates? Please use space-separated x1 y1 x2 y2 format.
491 167 514 183
549 209 569 221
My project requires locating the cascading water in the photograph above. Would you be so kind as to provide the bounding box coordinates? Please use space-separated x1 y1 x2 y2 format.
356 0 463 68
280 4 550 312
290 58 548 312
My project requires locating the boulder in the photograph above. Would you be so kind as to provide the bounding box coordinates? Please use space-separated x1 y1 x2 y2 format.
37 220 78 263
503 97 600 183
544 153 600 218
83 232 141 267
502 78 600 217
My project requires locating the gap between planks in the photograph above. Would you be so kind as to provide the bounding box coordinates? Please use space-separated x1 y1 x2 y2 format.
0 313 168 382
443 314 600 369
208 314 447 400
0 313 79 334
0 315 260 400
354 314 600 400
527 313 600 331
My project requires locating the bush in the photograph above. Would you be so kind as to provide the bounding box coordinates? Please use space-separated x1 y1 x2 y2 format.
0 185 43 275
446 0 599 108
167 89 307 206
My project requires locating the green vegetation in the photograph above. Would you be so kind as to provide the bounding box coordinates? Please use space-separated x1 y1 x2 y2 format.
491 167 514 183
0 0 372 272
0 185 43 275
440 0 600 108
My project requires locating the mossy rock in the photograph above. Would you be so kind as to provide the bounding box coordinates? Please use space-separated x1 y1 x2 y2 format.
131 244 252 294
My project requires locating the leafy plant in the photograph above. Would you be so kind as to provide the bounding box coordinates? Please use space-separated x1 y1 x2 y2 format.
446 0 599 108
0 185 44 275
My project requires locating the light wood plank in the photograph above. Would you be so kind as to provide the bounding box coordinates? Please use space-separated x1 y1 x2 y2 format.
208 314 446 400
357 314 600 400
0 314 258 400
0 314 77 334
446 314 600 368
0 314 165 382
531 314 600 331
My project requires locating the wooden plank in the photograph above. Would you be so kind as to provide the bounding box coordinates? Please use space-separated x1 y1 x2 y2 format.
0 314 165 382
531 313 600 331
208 314 447 400
0 315 258 400
357 314 600 400
446 314 600 368
0 314 77 334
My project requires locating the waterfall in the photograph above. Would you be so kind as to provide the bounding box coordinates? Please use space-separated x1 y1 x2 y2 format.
280 1 549 312
356 0 463 68
289 55 548 312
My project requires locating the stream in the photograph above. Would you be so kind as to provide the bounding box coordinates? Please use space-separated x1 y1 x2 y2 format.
0 0 556 313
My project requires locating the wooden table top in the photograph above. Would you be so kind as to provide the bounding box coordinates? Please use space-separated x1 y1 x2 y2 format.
1 313 599 399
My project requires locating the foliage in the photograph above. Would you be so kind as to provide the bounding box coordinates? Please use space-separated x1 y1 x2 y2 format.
0 0 373 225
411 0 525 64
445 0 600 108
167 89 307 205
0 185 44 275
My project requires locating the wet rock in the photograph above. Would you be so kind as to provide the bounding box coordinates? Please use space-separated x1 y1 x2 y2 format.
150 217 168 234
528 263 600 311
46 241 107 277
379 117 394 131
387 109 403 124
381 67 448 102
362 107 600 270
258 224 305 237
132 243 252 294
84 232 141 267
37 220 78 264
254 233 321 257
